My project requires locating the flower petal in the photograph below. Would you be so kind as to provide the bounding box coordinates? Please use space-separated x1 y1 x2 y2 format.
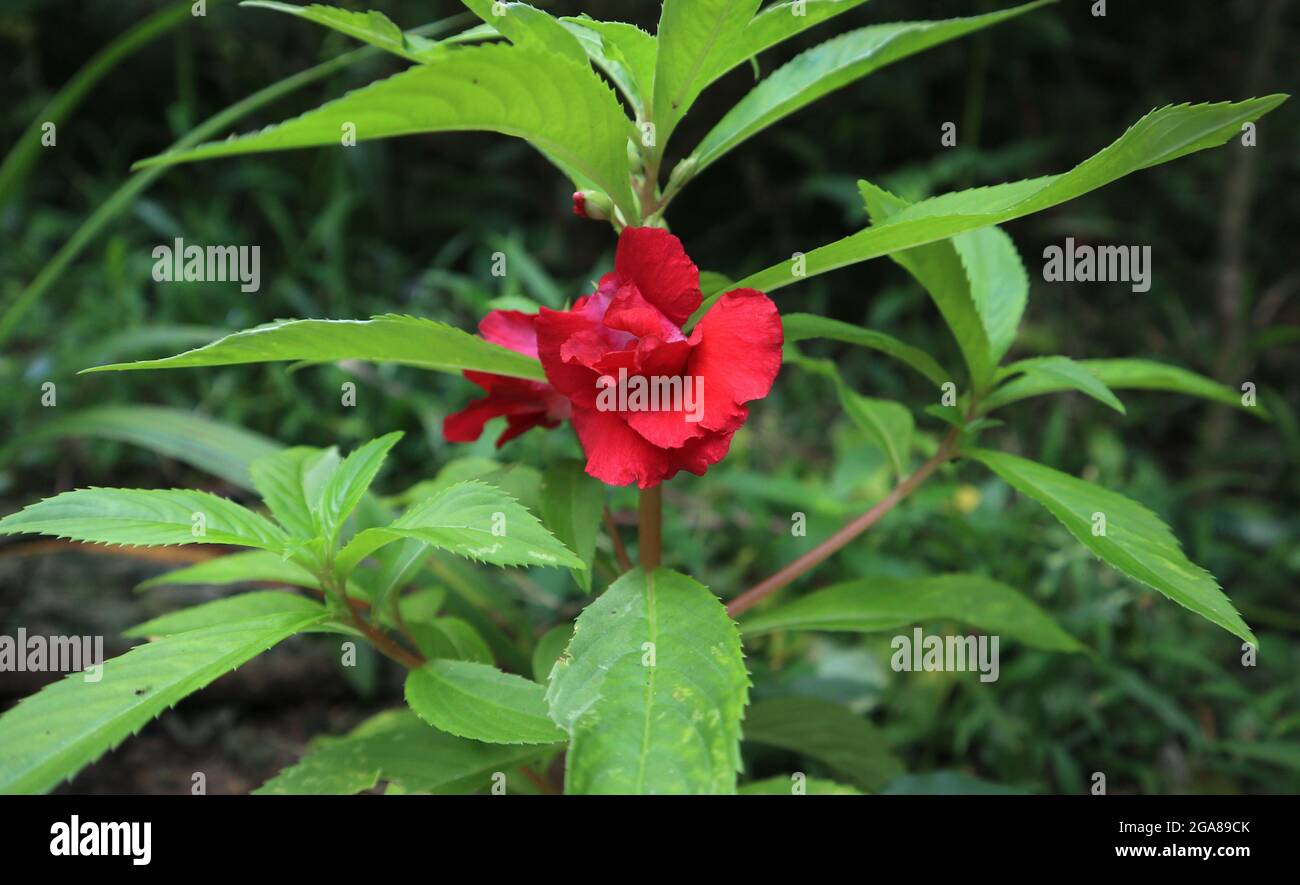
614 227 702 327
570 407 674 489
687 288 784 432
479 309 540 358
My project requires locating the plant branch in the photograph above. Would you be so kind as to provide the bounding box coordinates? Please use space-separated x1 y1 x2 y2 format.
604 505 633 573
639 485 662 570
726 430 959 619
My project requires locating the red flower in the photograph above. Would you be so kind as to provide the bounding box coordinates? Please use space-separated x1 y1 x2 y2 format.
442 310 571 447
444 228 783 489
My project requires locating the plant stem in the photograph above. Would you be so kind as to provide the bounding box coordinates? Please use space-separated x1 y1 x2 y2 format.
726 430 959 619
639 485 662 570
604 506 633 573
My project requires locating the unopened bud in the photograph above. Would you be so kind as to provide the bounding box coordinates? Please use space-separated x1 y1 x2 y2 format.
667 156 698 192
572 190 612 221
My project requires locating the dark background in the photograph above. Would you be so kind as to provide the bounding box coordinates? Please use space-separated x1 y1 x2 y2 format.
1 0 1297 794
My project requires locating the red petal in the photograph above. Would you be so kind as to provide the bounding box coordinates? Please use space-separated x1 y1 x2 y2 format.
614 228 702 327
603 282 686 342
570 407 673 489
667 426 737 476
478 310 540 358
687 289 783 432
536 307 605 408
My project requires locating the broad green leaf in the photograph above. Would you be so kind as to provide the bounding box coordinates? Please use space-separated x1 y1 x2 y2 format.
984 357 1267 417
693 2 1049 172
531 622 574 682
336 481 582 579
405 660 565 745
739 774 864 795
562 17 657 115
988 356 1126 414
968 449 1255 644
704 0 874 86
138 550 320 591
408 617 494 665
953 224 1028 362
540 460 604 592
783 312 950 387
126 591 326 637
789 352 913 478
546 568 750 794
249 446 341 538
0 610 324 793
83 314 545 382
460 1 586 65
23 406 279 491
0 488 287 551
317 432 403 542
743 696 902 792
254 709 549 794
707 97 1288 308
130 43 638 222
652 0 761 150
242 2 443 63
740 574 1085 652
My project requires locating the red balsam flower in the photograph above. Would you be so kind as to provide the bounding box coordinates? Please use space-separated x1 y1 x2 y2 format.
444 227 783 488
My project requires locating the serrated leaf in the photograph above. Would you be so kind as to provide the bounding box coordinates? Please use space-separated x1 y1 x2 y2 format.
531 622 573 682
743 696 902 792
129 43 637 222
26 405 280 491
953 224 1028 363
460 1 586 65
694 2 1048 172
254 709 549 795
336 480 582 578
249 445 340 538
985 357 1268 417
739 573 1084 652
562 17 656 115
0 488 287 551
82 314 545 381
405 660 565 745
990 356 1126 414
968 449 1255 644
408 617 494 665
783 312 950 388
652 0 761 149
126 591 327 637
704 0 874 86
241 2 442 63
540 460 603 592
317 431 403 543
546 567 750 794
706 97 1288 313
0 610 324 793
138 550 321 591
738 774 864 795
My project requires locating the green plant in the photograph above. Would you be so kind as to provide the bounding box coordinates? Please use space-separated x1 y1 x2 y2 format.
0 0 1287 795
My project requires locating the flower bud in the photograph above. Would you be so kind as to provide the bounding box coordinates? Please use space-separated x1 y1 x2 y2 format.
666 155 698 193
572 189 612 221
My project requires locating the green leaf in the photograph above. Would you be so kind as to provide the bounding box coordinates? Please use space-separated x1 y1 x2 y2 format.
546 567 750 794
138 550 321 591
531 622 574 682
241 2 443 63
652 0 761 150
739 574 1085 652
0 609 324 793
83 314 545 382
988 356 1126 414
562 17 657 116
408 617 494 665
968 449 1255 644
130 43 637 222
707 96 1288 308
336 481 583 579
254 709 549 794
540 460 604 592
23 406 280 491
693 2 1049 172
460 1 586 65
0 488 287 551
783 313 950 387
405 660 565 745
984 357 1267 417
738 774 864 795
743 696 902 792
704 0 874 86
126 591 326 637
249 446 341 538
953 224 1028 363
788 352 913 478
317 432 403 542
